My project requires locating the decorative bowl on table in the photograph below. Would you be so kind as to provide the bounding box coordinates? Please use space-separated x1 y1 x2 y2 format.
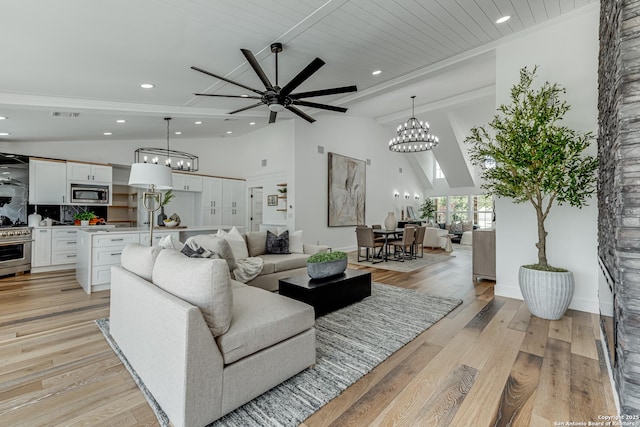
163 219 178 228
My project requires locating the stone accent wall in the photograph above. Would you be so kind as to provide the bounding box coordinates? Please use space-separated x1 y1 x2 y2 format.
598 0 640 415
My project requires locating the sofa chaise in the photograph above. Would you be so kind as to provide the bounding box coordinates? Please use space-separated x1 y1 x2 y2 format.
110 244 316 427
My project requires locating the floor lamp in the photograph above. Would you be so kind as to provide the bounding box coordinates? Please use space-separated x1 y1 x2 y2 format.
128 163 173 245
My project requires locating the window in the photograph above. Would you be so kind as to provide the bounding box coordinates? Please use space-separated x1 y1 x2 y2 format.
473 194 493 228
435 161 445 179
448 196 469 222
433 196 447 223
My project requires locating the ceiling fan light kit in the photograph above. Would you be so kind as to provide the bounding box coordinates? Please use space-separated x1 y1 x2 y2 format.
389 96 439 153
192 42 357 124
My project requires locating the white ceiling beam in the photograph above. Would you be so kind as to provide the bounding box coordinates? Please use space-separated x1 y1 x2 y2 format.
375 85 495 125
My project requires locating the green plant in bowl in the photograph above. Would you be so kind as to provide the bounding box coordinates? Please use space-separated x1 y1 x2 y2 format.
307 251 347 263
73 211 97 221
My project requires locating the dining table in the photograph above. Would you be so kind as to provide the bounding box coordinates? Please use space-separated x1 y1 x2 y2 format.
372 228 404 261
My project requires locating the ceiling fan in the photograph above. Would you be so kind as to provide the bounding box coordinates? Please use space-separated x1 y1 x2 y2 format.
191 43 357 124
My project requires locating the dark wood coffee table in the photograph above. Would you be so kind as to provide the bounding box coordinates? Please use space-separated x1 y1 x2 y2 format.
278 269 372 317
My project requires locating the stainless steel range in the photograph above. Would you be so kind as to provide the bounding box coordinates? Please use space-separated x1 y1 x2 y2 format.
0 226 32 276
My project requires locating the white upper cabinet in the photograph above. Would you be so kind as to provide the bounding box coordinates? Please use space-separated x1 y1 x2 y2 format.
67 162 112 183
202 177 223 208
29 158 68 204
172 173 203 192
222 179 245 209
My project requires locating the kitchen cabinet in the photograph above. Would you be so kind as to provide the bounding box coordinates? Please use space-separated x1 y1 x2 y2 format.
76 229 179 293
29 158 67 204
66 162 112 183
222 207 245 227
223 179 245 209
173 173 203 192
32 228 52 267
201 177 223 225
51 228 81 265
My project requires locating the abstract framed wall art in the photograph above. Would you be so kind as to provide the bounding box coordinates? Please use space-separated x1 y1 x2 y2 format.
328 152 366 227
267 195 278 206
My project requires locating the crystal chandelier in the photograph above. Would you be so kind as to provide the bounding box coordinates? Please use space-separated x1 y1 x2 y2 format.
388 96 439 152
134 117 199 171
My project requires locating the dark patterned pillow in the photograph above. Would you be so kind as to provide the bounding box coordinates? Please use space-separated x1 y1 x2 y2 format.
265 230 290 254
180 240 217 258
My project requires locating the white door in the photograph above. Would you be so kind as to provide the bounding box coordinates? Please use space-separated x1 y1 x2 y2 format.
250 188 263 231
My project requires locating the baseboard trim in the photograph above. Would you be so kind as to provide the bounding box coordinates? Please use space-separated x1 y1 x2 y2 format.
495 284 599 314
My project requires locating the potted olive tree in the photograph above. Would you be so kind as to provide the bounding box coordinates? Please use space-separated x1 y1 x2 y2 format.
465 66 597 320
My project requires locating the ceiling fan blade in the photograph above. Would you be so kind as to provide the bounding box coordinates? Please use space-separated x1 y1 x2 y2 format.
191 66 264 95
286 105 316 123
292 100 348 113
280 57 325 97
228 102 264 115
194 93 262 99
289 85 358 99
241 49 274 90
269 111 278 124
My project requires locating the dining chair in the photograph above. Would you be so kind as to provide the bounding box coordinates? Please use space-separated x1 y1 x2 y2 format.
388 227 415 262
355 226 384 263
413 226 426 258
371 224 386 242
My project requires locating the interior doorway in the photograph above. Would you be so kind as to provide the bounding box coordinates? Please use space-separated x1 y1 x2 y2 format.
250 187 263 231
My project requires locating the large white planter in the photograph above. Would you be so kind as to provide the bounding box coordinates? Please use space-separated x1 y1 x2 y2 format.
518 266 574 320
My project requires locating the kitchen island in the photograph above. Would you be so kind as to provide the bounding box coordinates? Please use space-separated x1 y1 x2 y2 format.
75 225 241 294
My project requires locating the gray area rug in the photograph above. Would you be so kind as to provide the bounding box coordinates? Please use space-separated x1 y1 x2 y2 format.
96 283 461 427
347 250 453 272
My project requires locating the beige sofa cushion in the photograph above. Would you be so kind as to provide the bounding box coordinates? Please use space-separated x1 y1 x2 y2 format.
245 231 266 257
120 243 162 281
259 253 309 273
152 249 233 337
216 285 314 364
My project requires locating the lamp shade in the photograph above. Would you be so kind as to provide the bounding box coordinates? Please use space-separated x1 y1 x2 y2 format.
128 163 173 190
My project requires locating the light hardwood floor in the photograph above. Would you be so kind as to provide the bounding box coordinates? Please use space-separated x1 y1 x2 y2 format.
0 247 617 426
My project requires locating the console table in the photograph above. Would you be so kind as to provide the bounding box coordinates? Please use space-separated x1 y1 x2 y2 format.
279 269 372 317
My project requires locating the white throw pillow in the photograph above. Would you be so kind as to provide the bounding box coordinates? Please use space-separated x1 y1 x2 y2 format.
217 227 249 260
152 249 233 337
289 230 304 254
157 234 184 251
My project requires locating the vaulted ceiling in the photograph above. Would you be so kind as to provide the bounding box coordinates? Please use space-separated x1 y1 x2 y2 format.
0 1 597 187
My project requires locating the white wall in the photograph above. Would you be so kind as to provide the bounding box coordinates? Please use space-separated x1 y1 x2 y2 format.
493 5 599 313
293 115 425 250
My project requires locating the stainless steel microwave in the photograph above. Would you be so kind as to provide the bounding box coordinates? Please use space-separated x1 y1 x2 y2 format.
70 183 110 204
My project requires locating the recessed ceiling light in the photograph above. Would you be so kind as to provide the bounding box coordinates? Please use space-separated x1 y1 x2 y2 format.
103 132 112 136
140 83 155 89
0 117 7 120
0 133 10 136
496 15 511 24
194 121 202 125
1 172 10 175
226 131 232 134
241 94 249 98
174 131 182 135
249 122 255 126
372 70 382 75
116 119 126 123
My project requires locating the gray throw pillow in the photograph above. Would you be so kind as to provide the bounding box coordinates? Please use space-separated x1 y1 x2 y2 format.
266 230 290 254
